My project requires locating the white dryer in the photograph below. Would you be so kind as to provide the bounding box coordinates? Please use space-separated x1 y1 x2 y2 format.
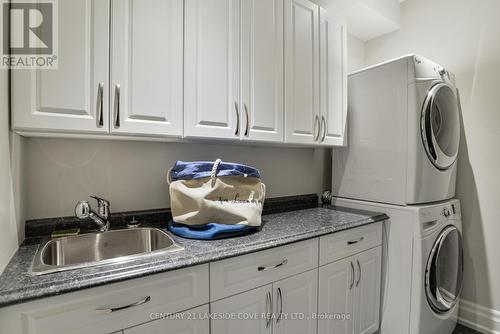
333 54 460 205
332 197 463 334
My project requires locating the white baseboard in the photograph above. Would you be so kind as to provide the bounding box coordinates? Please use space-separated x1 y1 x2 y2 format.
459 299 500 334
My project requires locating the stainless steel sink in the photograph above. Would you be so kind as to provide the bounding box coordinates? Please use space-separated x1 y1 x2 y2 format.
31 228 183 275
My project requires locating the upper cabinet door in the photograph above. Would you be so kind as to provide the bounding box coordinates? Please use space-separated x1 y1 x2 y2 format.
184 0 240 139
353 247 382 334
240 0 284 142
111 0 183 137
12 0 110 134
273 270 318 334
319 8 347 146
284 0 320 145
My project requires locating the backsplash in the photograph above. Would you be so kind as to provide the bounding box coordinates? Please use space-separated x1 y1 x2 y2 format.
23 138 331 220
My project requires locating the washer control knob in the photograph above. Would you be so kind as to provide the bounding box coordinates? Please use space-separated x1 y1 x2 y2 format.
438 66 446 76
443 207 451 217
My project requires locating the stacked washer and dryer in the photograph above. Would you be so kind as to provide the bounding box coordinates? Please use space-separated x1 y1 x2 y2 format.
331 55 464 334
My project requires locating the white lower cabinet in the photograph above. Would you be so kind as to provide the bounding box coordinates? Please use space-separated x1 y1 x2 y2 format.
211 284 272 334
273 270 318 334
352 246 382 334
0 224 383 334
318 257 354 334
124 304 210 334
318 246 382 334
211 269 318 334
0 265 209 334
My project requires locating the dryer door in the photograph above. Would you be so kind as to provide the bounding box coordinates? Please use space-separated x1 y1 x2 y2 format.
421 83 460 170
425 225 463 314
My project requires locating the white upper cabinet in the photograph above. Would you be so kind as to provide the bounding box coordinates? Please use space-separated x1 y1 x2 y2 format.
110 0 184 137
319 8 347 146
184 0 240 139
12 0 110 134
11 0 347 146
240 0 284 142
284 0 320 145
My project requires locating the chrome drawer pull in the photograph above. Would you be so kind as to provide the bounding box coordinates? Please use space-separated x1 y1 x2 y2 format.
96 82 104 128
314 115 320 141
276 287 283 323
114 84 121 128
321 116 326 142
258 259 288 272
244 103 250 137
234 102 240 136
347 237 364 245
94 296 151 314
356 259 362 287
349 261 355 290
265 291 272 328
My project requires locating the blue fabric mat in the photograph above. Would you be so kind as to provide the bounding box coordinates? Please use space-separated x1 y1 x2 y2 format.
168 221 259 240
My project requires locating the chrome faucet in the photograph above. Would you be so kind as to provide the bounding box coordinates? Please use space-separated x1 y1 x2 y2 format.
75 196 111 232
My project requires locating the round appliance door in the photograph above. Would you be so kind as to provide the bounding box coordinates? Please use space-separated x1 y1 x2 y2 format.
421 83 460 170
425 225 464 314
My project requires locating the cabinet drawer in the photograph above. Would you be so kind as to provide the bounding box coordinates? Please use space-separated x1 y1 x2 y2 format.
319 223 382 265
0 265 209 334
210 238 318 301
125 304 210 334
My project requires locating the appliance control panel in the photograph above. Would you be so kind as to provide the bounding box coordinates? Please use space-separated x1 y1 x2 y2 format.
419 200 461 222
413 55 456 85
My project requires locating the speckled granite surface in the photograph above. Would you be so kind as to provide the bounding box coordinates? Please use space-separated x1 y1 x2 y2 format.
0 206 387 308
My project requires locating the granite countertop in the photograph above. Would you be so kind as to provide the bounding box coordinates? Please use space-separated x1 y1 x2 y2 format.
0 205 387 308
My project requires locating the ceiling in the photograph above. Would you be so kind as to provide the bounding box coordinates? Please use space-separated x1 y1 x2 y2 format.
319 0 405 41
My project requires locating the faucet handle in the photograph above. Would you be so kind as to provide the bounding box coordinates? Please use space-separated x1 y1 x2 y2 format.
75 201 91 219
90 195 110 207
90 195 110 218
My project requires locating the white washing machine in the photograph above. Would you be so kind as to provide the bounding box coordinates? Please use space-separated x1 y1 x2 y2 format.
332 54 460 205
332 197 463 334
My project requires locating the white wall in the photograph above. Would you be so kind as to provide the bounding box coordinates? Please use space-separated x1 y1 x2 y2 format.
23 138 331 219
347 33 366 72
0 69 22 273
364 0 500 332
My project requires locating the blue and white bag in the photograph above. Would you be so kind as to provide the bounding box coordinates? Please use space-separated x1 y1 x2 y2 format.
166 159 266 239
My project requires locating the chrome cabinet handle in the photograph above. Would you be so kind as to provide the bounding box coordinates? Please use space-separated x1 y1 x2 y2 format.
258 259 288 272
114 84 121 128
234 102 240 136
347 237 364 245
321 116 326 142
276 287 283 323
96 82 104 128
356 259 362 287
94 296 150 314
349 261 355 290
244 103 250 137
314 115 320 141
265 291 272 329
